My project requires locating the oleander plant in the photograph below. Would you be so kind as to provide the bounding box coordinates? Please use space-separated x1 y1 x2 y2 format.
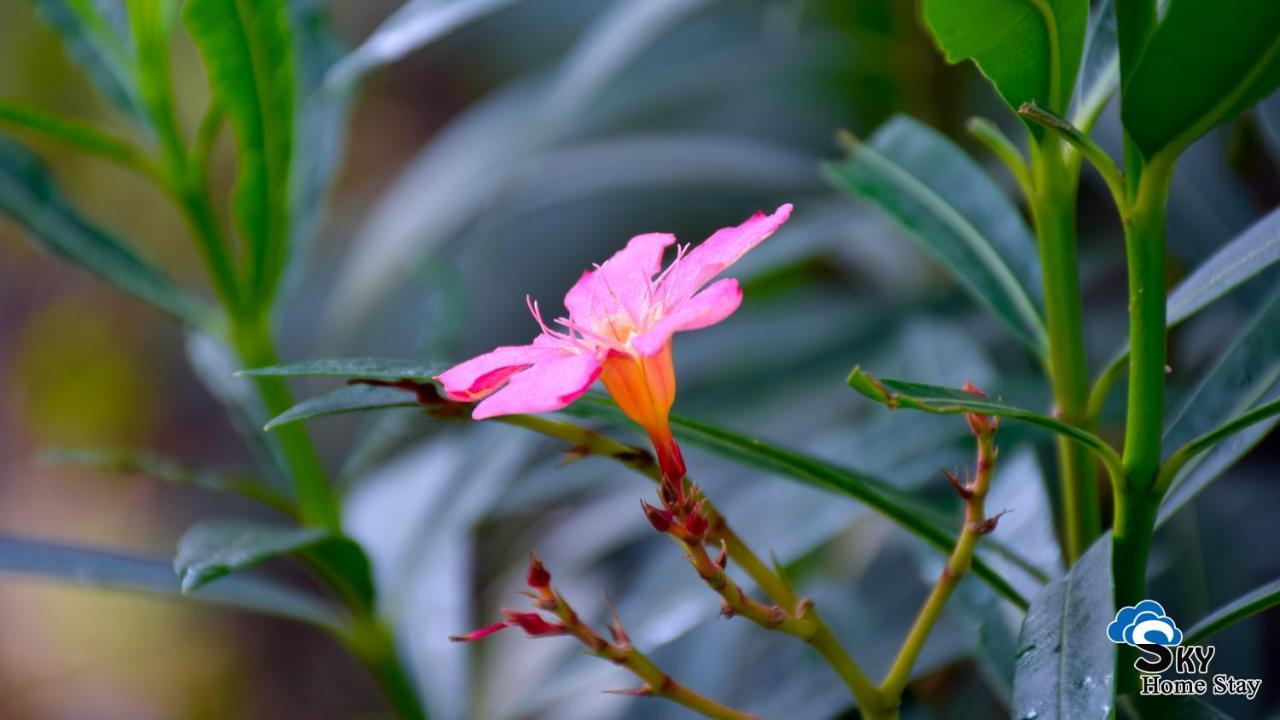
1 0 1278 718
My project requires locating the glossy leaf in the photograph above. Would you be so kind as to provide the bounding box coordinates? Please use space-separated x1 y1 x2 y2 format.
0 136 205 324
825 115 1048 356
33 0 148 122
1121 0 1280 159
1184 577 1280 645
923 0 1087 115
1072 0 1117 128
1166 206 1280 327
242 357 441 382
263 383 423 430
847 367 1123 478
1158 286 1280 523
184 0 295 304
325 0 522 88
42 446 293 515
1011 538 1115 720
175 519 375 610
0 533 345 631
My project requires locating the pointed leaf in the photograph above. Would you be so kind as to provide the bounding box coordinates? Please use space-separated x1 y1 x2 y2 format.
1159 286 1280 523
824 116 1048 356
1122 0 1280 159
324 0 522 89
263 383 423 430
1011 538 1115 720
1072 0 1117 128
175 519 374 610
0 533 344 631
184 0 295 304
1184 577 1280 645
0 136 205 324
1166 205 1280 327
847 366 1123 478
34 0 148 122
242 357 442 382
923 0 1087 116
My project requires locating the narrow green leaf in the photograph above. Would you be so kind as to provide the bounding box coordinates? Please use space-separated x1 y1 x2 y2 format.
1158 286 1280 522
184 0 295 305
1166 206 1280 327
824 116 1047 356
34 0 148 123
242 357 441 382
324 0 522 89
923 0 1087 116
0 101 156 174
0 533 345 631
1071 0 1117 128
847 366 1123 480
1184 577 1280 645
1011 538 1115 720
263 383 423 430
175 519 374 610
0 136 205 324
1122 0 1280 160
41 446 294 515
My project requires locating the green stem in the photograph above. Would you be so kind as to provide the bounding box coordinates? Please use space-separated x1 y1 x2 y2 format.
1031 137 1100 562
232 313 340 530
1112 153 1174 693
347 615 429 720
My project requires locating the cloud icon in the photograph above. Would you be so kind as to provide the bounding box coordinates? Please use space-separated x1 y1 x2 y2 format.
1107 600 1183 646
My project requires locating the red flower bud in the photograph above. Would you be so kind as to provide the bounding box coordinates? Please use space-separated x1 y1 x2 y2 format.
449 621 510 643
962 381 988 398
500 609 565 637
641 501 674 532
683 504 709 538
527 551 551 589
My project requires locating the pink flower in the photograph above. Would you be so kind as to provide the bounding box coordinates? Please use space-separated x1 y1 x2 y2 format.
436 204 792 479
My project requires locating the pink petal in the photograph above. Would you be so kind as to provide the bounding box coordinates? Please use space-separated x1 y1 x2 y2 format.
631 278 743 356
472 351 602 419
565 232 675 329
435 343 560 401
658 204 791 306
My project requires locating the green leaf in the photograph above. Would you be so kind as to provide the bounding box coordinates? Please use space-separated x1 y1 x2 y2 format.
922 0 1087 115
824 116 1048 356
1166 206 1280 327
324 0 522 89
0 533 345 631
1184 577 1280 645
1158 286 1280 523
184 0 295 305
263 383 423 430
0 101 156 174
1117 694 1233 719
175 519 374 610
41 446 294 515
1011 538 1115 720
564 396 1036 609
847 366 1123 480
34 0 149 123
1121 0 1280 160
0 136 205 324
242 357 441 382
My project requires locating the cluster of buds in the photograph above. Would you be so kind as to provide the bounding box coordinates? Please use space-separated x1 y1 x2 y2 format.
947 381 1005 536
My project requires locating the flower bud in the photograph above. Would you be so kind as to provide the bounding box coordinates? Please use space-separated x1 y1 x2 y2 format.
641 500 674 532
527 551 551 589
501 609 565 637
449 621 510 643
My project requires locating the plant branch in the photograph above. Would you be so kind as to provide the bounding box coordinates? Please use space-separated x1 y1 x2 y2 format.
1019 101 1128 215
879 397 1001 709
966 116 1034 200
0 101 166 182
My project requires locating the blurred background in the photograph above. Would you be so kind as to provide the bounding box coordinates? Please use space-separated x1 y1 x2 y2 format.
1 1 1278 718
